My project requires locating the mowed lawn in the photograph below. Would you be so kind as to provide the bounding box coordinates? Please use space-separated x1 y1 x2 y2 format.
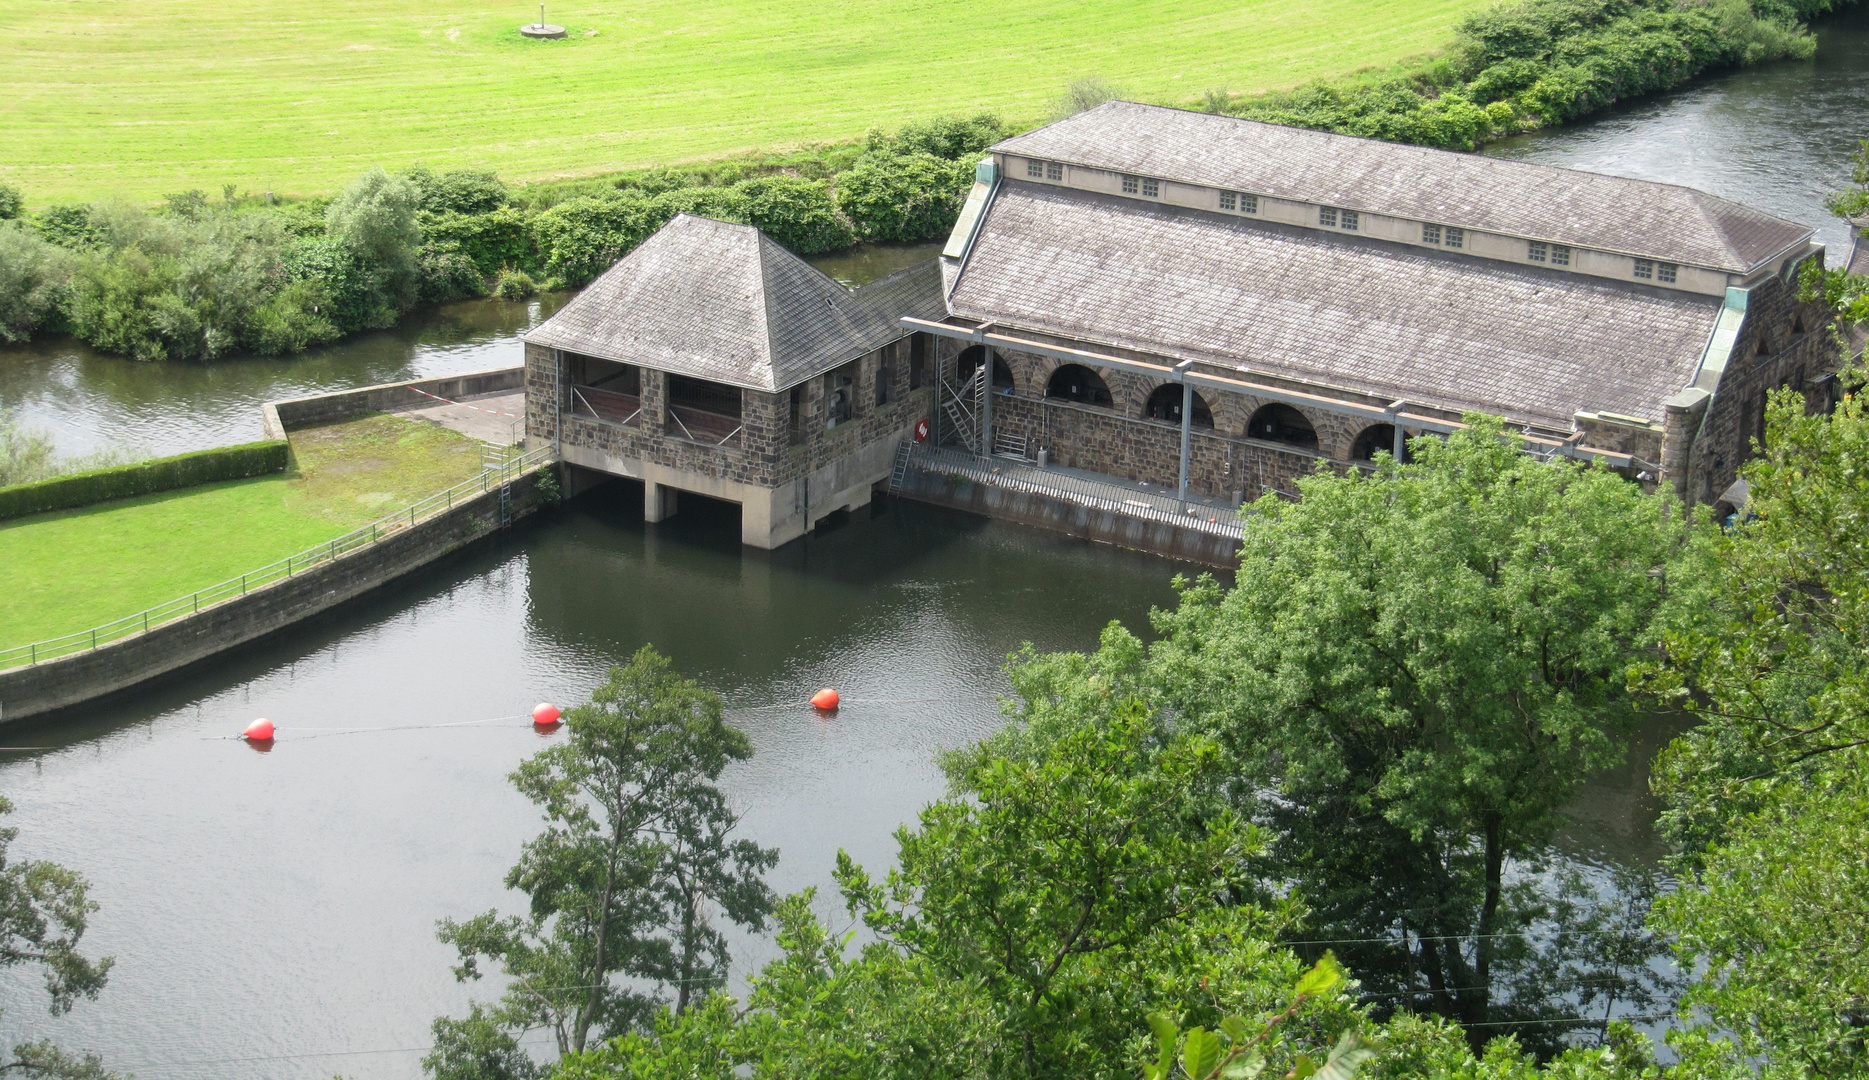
0 414 485 648
0 0 1484 203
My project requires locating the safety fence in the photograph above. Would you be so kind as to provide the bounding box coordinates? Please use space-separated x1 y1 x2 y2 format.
899 443 1244 540
0 446 555 672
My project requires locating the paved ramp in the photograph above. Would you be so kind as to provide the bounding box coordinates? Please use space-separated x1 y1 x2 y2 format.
393 389 525 445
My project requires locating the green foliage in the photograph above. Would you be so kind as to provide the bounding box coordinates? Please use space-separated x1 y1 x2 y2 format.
1143 957 1376 1080
0 439 286 520
532 191 669 288
732 176 855 255
0 412 58 489
432 646 776 1071
493 269 538 300
835 152 974 243
325 167 422 309
1801 137 1869 324
0 222 75 342
426 1004 543 1080
423 207 536 279
1653 767 1869 1079
30 205 105 251
1051 76 1124 121
416 244 488 304
1149 418 1693 1044
0 183 21 221
406 166 511 216
883 113 1005 160
1206 0 1814 150
0 797 121 1079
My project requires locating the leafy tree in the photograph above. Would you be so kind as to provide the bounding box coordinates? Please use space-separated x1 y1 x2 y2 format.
0 184 22 222
0 224 74 344
836 701 1297 1079
0 797 118 1079
732 176 854 255
325 167 422 310
1149 418 1692 1046
406 166 511 217
431 646 776 1078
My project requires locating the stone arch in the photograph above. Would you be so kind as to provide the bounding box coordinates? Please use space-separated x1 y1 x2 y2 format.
1144 384 1214 428
1350 423 1409 462
957 345 1014 391
1247 402 1319 450
1046 363 1114 408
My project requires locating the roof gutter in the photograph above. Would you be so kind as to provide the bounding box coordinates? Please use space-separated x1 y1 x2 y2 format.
940 159 1001 299
899 317 1631 467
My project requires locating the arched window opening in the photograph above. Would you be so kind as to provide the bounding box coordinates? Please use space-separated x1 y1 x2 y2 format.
1045 364 1114 408
1144 384 1213 428
1249 403 1318 449
957 345 1013 390
1351 423 1408 462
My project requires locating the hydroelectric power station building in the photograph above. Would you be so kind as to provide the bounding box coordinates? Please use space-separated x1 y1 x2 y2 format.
522 102 1843 556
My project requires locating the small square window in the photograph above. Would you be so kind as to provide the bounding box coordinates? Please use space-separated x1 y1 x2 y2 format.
1046 161 1063 181
1141 178 1159 198
1550 244 1571 267
1122 175 1139 194
1445 227 1464 249
1528 241 1547 263
1220 191 1236 211
1341 210 1359 231
1634 259 1654 280
1027 160 1044 178
1241 193 1257 214
1422 223 1441 244
1319 207 1338 228
1658 262 1678 283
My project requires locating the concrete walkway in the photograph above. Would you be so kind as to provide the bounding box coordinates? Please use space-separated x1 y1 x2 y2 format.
393 389 526 445
906 443 1244 538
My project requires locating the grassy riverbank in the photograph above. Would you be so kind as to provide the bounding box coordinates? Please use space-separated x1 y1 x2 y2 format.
0 414 483 646
0 0 1486 203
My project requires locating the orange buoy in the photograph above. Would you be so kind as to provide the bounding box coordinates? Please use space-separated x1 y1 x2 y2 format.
243 718 275 742
810 688 840 711
532 702 561 726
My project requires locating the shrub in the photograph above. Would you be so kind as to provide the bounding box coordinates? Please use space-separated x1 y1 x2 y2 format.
493 268 537 299
0 184 21 221
0 222 76 343
416 244 488 304
1050 76 1122 121
890 113 1005 160
835 152 975 242
531 191 666 286
282 234 395 333
32 204 105 251
733 175 855 254
405 165 509 216
422 207 535 278
0 439 288 520
248 279 341 354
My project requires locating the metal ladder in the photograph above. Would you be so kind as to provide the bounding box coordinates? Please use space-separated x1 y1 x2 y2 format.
889 439 914 492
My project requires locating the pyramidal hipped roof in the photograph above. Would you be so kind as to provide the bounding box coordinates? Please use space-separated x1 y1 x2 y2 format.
524 214 944 392
992 102 1812 273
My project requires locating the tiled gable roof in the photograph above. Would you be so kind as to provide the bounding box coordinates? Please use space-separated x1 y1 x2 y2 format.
946 182 1726 428
993 102 1811 274
524 215 945 391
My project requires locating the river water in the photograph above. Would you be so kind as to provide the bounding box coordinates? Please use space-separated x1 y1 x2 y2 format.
1 15 1866 1074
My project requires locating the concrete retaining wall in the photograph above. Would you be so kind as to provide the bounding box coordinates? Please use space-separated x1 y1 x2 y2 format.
896 467 1241 568
262 366 524 438
0 468 550 725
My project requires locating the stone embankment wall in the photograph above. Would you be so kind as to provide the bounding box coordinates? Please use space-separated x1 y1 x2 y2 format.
263 366 525 439
0 469 549 725
895 466 1241 568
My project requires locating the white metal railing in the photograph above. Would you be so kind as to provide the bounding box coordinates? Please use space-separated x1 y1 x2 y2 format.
899 443 1244 539
0 446 555 672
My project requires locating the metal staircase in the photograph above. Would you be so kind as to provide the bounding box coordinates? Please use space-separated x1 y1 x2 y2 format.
940 367 985 453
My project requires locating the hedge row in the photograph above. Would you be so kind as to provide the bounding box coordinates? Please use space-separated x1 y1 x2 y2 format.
0 439 289 520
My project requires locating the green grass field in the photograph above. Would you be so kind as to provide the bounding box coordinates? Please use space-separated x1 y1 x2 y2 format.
0 414 484 647
0 0 1482 204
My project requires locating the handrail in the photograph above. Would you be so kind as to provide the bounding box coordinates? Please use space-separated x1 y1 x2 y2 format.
0 445 556 672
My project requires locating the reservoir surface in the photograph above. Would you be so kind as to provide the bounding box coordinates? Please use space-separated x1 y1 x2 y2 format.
1 13 1866 1075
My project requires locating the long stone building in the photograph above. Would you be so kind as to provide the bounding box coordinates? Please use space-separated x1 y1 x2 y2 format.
523 102 1846 547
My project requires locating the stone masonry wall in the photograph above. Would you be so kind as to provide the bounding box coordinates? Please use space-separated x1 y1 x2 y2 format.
1685 268 1844 506
529 338 938 492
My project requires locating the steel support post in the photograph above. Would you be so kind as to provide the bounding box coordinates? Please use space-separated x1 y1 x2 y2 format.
1177 381 1194 512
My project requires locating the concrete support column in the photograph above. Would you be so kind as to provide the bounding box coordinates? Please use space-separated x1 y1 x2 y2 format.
645 482 677 523
642 369 669 432
1661 387 1711 501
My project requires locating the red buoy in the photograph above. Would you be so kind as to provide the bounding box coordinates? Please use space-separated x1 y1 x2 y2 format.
532 702 561 726
810 688 840 711
243 718 275 742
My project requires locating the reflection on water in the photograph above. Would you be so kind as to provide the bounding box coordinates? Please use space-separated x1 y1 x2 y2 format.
0 294 567 459
805 241 944 287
